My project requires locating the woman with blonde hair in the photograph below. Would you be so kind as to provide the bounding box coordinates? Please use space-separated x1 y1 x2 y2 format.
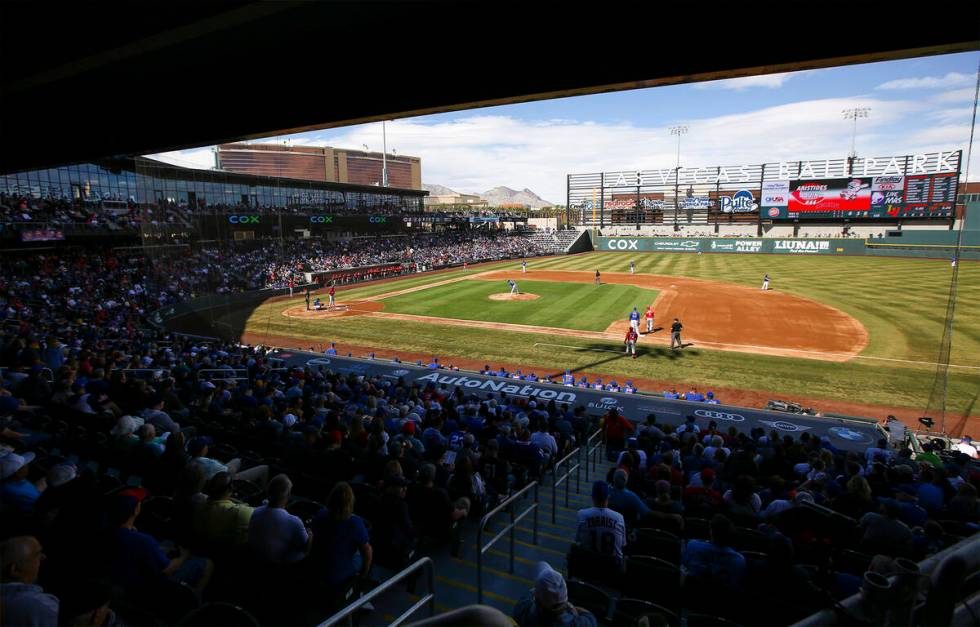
830 475 874 519
310 482 373 591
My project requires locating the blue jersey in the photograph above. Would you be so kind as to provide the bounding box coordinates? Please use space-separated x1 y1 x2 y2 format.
562 374 575 385
629 311 640 321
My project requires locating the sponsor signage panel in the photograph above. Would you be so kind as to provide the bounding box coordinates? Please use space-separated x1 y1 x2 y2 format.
763 173 958 219
267 351 880 452
597 237 863 255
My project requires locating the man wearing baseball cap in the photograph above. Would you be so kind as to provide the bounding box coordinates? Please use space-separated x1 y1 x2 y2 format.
1 451 45 514
512 561 598 626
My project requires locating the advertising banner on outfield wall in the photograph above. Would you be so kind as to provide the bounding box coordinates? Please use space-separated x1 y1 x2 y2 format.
265 351 882 452
596 237 865 255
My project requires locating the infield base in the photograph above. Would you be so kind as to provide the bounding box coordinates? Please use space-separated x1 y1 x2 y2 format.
488 293 539 301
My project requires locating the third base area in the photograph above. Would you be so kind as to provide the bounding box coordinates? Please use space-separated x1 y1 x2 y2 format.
268 350 885 453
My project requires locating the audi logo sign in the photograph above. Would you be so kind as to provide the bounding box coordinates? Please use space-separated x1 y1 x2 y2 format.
694 409 745 422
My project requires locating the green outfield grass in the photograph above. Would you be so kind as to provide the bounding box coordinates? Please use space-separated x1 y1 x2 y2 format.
234 253 980 417
380 279 658 331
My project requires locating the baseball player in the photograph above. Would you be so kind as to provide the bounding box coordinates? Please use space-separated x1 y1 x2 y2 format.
761 274 770 291
562 370 575 386
508 279 520 294
328 284 336 306
629 260 635 274
623 381 637 394
521 259 527 273
624 326 638 358
644 306 654 333
594 269 601 285
628 307 640 333
670 318 683 349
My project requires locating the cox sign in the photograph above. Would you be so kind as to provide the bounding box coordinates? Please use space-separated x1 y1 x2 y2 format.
228 215 260 224
369 216 388 224
606 239 639 250
309 215 334 224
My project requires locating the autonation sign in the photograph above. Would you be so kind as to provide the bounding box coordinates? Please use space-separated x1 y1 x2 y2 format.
264 350 883 452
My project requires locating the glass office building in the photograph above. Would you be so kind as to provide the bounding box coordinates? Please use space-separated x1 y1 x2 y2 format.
0 156 426 213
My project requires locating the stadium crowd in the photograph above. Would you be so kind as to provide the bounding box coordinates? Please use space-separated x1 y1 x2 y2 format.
555 409 980 625
1 227 976 625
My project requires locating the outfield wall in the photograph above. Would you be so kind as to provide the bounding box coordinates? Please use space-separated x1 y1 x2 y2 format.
594 234 980 259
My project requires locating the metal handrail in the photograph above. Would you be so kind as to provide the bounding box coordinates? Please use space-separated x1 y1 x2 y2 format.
585 428 603 474
476 480 539 603
319 557 436 627
551 447 581 523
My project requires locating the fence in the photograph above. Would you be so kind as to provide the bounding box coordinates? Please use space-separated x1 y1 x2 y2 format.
551 447 582 524
318 557 436 626
585 429 603 474
476 480 539 603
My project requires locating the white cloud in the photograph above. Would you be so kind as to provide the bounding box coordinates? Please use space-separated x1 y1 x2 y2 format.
694 72 797 91
147 91 979 202
931 87 976 103
149 147 215 170
877 72 974 90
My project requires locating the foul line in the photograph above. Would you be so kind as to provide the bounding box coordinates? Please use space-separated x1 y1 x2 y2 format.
533 342 980 371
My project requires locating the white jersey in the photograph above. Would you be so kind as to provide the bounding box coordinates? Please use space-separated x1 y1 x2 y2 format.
575 507 626 562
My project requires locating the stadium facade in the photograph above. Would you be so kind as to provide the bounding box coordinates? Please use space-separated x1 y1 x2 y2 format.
0 156 427 214
215 143 423 190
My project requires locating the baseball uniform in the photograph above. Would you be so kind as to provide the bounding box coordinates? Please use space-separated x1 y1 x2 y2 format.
628 308 640 332
629 261 635 274
328 285 336 306
508 279 519 294
624 327 638 358
645 307 654 333
522 260 527 273
576 506 627 563
761 274 769 291
594 270 601 285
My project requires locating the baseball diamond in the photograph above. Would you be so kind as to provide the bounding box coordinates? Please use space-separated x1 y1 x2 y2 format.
239 250 980 433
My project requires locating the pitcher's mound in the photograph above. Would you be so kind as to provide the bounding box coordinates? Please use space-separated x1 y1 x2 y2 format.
489 293 539 301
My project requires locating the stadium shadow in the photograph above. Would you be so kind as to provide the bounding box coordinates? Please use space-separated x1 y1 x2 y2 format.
550 343 701 379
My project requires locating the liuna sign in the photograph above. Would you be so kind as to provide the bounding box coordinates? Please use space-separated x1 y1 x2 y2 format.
597 237 863 255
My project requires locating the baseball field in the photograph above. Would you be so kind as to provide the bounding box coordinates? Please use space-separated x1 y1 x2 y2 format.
230 251 980 434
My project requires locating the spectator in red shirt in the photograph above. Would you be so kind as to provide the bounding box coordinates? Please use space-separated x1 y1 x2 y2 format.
602 408 634 462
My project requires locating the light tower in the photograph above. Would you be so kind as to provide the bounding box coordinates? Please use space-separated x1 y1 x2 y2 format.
841 107 870 159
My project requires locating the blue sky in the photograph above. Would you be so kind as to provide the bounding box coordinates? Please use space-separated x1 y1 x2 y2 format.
152 51 979 205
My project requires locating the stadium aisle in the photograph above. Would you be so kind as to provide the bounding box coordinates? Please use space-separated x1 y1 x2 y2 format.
360 448 612 623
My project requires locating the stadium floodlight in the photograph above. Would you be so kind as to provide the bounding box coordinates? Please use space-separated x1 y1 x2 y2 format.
669 125 689 170
382 120 389 188
842 107 871 159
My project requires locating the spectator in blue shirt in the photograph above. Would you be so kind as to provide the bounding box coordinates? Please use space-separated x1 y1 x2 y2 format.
705 392 720 404
0 452 44 515
0 535 60 627
607 468 651 525
326 343 338 355
682 514 747 589
311 482 373 588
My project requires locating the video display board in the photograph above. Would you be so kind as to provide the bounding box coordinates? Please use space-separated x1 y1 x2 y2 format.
762 173 958 220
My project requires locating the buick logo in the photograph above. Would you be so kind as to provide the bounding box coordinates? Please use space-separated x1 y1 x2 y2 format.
695 409 745 422
392 369 409 377
306 358 332 366
828 426 872 443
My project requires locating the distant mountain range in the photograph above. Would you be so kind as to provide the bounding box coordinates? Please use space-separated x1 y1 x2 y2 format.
422 183 555 208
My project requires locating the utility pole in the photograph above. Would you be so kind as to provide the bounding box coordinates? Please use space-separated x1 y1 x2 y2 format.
842 107 870 159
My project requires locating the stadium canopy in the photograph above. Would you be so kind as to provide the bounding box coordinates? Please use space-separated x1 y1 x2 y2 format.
2 1 978 173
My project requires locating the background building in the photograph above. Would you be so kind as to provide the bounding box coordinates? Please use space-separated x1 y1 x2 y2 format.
216 143 422 190
423 192 488 210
